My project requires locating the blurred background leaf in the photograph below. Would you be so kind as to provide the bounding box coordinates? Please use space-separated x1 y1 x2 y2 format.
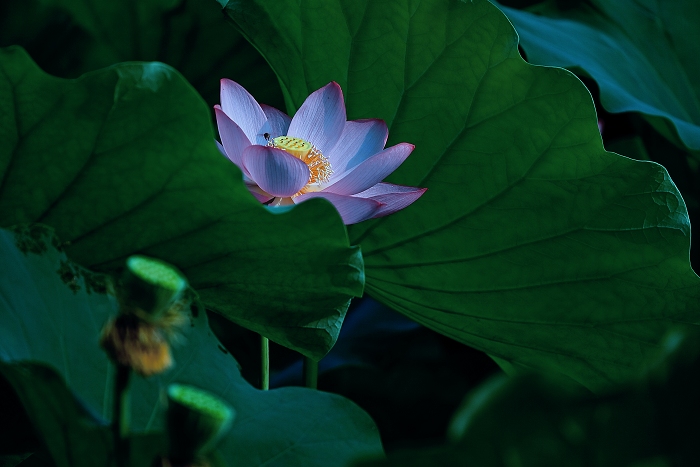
493 0 700 151
358 330 700 466
0 225 383 466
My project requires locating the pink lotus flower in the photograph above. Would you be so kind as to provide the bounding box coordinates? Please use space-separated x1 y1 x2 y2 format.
214 80 426 224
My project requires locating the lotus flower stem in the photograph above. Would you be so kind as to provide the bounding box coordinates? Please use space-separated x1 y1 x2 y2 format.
112 363 132 466
261 335 269 390
303 357 318 389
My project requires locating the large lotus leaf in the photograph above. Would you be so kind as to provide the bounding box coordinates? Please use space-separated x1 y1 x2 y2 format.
0 226 382 466
220 0 700 390
0 46 363 360
494 0 700 150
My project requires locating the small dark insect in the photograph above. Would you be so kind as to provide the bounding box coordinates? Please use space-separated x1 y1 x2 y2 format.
263 132 271 142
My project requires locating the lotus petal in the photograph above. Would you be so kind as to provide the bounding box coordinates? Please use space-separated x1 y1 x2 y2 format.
220 79 270 145
215 106 251 171
354 183 427 218
261 104 292 139
326 119 388 181
242 146 310 198
288 82 346 155
295 192 382 225
324 143 414 195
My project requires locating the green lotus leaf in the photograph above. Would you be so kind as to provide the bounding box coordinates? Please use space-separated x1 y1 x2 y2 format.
495 0 700 150
0 46 363 359
220 0 700 390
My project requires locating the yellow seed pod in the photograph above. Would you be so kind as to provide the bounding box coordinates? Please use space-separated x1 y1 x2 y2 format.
272 136 312 159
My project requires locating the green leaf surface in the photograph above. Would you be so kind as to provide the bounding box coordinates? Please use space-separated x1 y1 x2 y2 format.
0 226 383 466
0 46 363 359
221 0 700 389
494 0 700 150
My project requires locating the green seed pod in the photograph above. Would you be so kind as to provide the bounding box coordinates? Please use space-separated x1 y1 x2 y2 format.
120 255 187 321
165 384 235 464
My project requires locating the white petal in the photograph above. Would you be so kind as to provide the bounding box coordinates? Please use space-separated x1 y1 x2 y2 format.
242 146 310 198
354 183 427 218
324 143 414 195
294 192 382 225
220 79 270 145
326 119 388 181
287 82 346 155
261 104 292 138
215 106 251 170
